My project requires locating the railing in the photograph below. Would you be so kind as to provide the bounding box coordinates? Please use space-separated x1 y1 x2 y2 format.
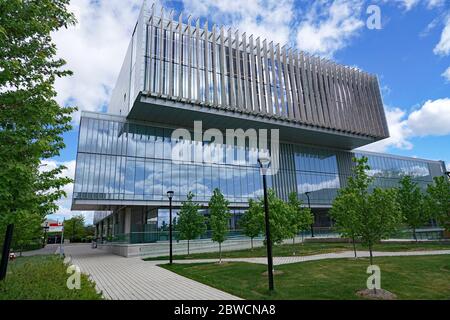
97 226 445 245
389 227 444 240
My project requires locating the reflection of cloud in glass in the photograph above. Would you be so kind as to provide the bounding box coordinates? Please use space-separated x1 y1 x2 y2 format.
297 175 340 193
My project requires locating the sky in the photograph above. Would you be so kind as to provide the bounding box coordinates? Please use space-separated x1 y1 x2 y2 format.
45 0 450 225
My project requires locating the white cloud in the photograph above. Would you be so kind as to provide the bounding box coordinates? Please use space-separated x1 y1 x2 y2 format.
442 67 450 81
408 98 450 136
434 15 450 56
396 0 420 11
40 159 93 224
52 0 145 123
182 0 294 46
388 0 444 11
360 98 450 152
295 0 365 57
359 107 412 152
426 0 446 9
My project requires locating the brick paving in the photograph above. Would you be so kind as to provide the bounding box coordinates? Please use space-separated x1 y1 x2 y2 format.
65 244 240 300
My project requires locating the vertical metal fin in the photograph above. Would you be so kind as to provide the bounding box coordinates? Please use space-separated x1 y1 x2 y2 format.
249 35 258 112
256 37 266 114
228 28 236 109
203 20 209 104
270 42 278 115
187 15 192 101
220 27 227 107
263 39 273 115
178 13 184 100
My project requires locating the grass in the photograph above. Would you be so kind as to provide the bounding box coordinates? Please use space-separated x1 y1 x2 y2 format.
0 255 102 300
144 241 450 261
162 255 450 300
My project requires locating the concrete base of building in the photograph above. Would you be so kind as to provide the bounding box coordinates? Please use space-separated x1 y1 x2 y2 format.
96 236 311 258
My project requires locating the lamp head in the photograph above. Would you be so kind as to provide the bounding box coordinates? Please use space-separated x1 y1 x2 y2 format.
167 190 174 199
257 155 271 168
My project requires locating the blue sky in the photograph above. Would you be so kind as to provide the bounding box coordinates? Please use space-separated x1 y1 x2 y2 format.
47 0 450 224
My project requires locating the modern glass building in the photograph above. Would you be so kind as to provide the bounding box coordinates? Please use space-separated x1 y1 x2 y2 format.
71 2 447 250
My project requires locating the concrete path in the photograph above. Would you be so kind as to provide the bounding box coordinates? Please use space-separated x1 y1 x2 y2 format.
64 244 240 300
157 250 450 266
18 244 61 257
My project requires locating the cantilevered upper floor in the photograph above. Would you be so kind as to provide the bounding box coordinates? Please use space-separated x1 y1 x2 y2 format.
109 1 389 150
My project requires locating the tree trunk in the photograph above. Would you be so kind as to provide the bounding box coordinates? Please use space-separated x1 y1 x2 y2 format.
293 237 295 245
352 236 357 258
219 243 222 263
251 237 253 250
413 228 417 242
187 239 190 256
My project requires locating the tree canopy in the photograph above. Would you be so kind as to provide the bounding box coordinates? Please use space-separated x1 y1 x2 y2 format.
176 192 206 255
397 175 429 240
247 189 294 245
330 157 373 257
0 0 76 245
240 199 263 249
208 188 231 262
426 176 450 232
331 157 402 263
64 215 85 243
287 192 313 243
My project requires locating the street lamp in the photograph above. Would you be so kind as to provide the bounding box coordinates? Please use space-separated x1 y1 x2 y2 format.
258 155 274 292
167 190 174 265
42 222 49 247
305 192 314 238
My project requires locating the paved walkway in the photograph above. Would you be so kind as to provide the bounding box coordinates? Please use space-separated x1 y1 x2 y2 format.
64 245 240 300
64 245 449 300
157 250 450 266
19 244 62 257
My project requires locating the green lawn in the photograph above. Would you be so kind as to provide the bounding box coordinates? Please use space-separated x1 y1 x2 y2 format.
145 241 450 261
0 255 102 300
162 255 450 300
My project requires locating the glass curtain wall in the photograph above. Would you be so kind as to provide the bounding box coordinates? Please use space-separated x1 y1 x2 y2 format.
76 116 437 207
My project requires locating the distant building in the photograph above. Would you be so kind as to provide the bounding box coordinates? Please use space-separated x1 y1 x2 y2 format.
43 219 63 244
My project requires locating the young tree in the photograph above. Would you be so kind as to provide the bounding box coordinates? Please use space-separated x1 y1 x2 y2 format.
0 1 76 244
64 215 85 243
397 176 429 241
254 189 293 245
239 199 263 250
287 192 313 246
330 190 361 257
361 188 401 266
176 192 206 255
330 157 373 258
426 176 450 232
208 188 231 263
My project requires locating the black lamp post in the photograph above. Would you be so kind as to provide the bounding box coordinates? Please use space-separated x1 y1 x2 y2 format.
305 192 314 238
167 190 174 265
42 222 49 247
258 156 274 292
